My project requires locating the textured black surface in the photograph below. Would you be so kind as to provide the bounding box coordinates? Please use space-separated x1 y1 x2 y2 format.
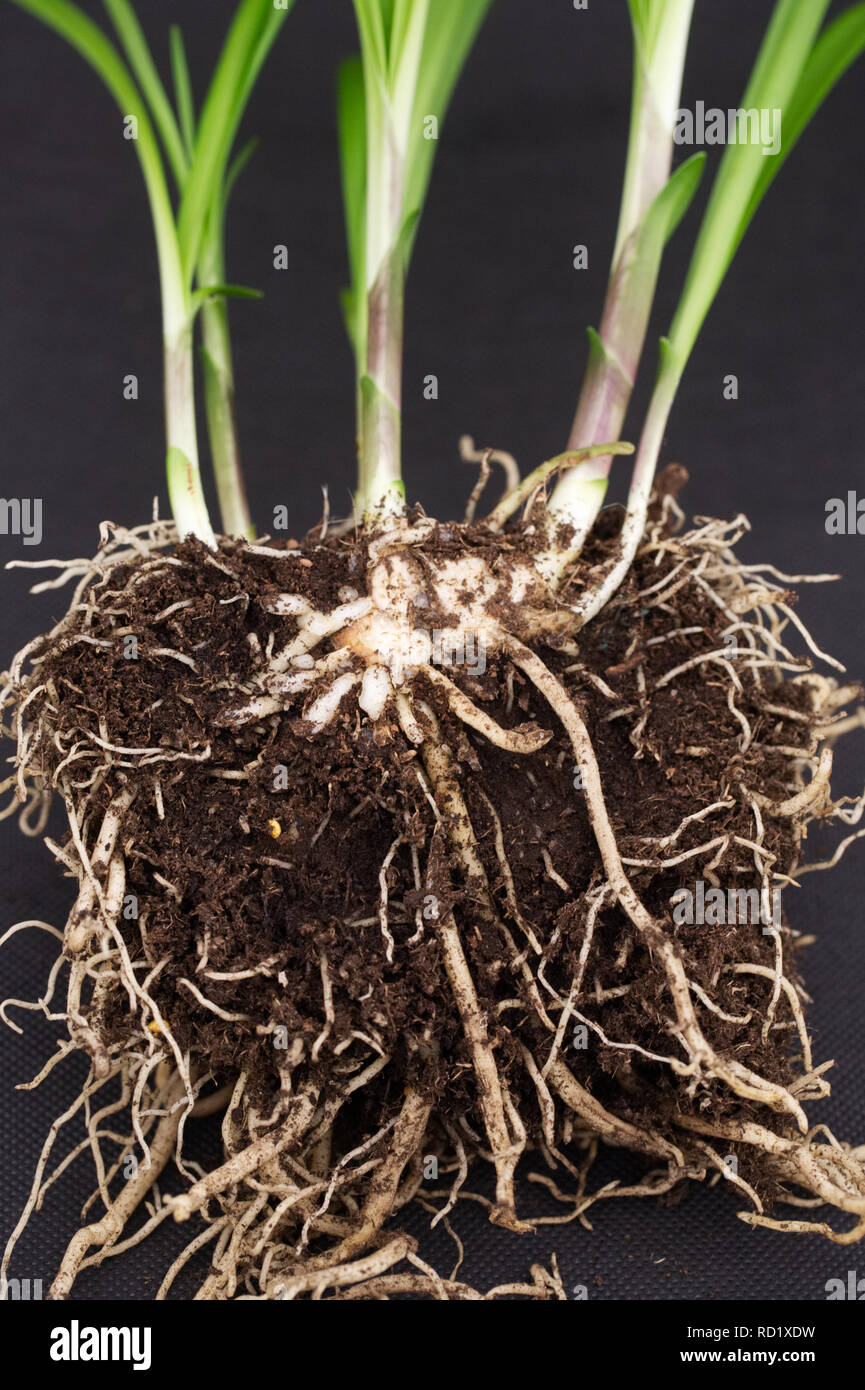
0 0 863 1302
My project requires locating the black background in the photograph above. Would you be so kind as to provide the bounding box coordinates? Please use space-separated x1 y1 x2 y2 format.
1 0 863 1302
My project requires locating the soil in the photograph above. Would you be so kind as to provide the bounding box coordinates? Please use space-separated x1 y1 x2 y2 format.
16 502 816 1207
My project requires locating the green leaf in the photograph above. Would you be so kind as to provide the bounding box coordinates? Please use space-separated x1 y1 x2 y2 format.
223 136 259 210
15 0 291 547
580 326 630 394
657 334 677 375
643 151 706 251
340 287 359 348
402 0 494 257
102 0 188 186
626 0 691 68
589 156 704 386
626 0 660 58
343 0 492 508
388 0 428 134
668 0 837 367
199 344 225 392
170 25 196 158
177 0 290 285
192 283 263 313
337 55 367 356
237 3 295 118
388 0 421 79
744 4 865 223
9 0 184 309
359 372 396 414
584 325 610 366
353 0 389 74
394 207 420 274
347 0 493 270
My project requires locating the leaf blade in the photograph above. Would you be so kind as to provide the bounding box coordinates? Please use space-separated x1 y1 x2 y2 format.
101 0 188 186
744 4 865 223
176 0 289 286
401 0 494 260
668 0 835 368
170 24 196 158
337 54 367 358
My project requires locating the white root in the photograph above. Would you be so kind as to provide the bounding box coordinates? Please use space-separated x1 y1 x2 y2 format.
4 503 865 1300
266 1234 416 1300
169 1090 318 1222
747 745 833 818
306 1088 432 1265
359 664 392 720
498 628 810 1130
303 672 360 733
459 434 520 496
676 1113 865 1238
422 664 550 753
65 786 135 952
49 1073 186 1299
548 1058 683 1165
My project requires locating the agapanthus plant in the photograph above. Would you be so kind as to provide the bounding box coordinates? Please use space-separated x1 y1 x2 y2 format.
2 0 865 1303
10 0 290 542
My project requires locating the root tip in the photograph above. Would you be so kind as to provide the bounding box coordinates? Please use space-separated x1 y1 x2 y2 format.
490 1204 533 1234
169 1195 194 1224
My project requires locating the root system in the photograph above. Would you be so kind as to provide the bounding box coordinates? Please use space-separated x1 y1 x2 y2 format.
3 482 865 1300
